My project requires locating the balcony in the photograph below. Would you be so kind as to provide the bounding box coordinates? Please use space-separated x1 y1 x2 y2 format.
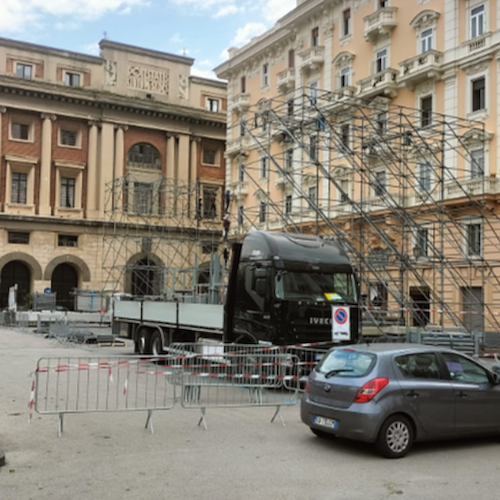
276 68 296 92
445 177 499 201
231 93 250 113
229 181 249 199
298 46 325 74
461 32 493 55
363 7 398 42
325 86 357 112
275 170 293 189
398 50 444 89
357 68 399 99
225 136 251 158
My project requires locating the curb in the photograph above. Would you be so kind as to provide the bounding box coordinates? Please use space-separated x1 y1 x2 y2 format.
0 449 5 467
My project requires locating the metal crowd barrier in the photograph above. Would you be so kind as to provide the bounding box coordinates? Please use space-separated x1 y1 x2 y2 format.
33 356 178 436
283 346 329 392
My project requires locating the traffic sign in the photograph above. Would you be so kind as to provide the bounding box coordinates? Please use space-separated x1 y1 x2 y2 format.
332 306 351 341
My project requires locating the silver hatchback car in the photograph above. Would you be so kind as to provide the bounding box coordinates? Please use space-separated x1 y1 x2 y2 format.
301 344 500 458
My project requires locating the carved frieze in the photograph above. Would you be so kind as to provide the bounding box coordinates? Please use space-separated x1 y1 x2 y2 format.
128 64 169 95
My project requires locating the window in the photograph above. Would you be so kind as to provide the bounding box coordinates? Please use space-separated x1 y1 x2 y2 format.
285 148 293 171
240 76 246 93
395 353 441 379
65 72 81 87
377 112 387 134
472 77 485 112
470 4 485 39
373 171 387 196
238 206 244 225
340 124 350 152
420 28 433 53
420 96 433 128
288 49 295 68
206 98 219 113
308 186 317 207
260 157 268 178
60 129 78 147
340 67 350 88
340 179 349 203
262 63 269 87
11 172 27 204
133 182 154 215
379 0 389 7
203 186 218 219
467 223 482 256
287 99 294 117
311 27 319 47
442 352 489 384
418 163 432 192
16 63 32 80
259 201 267 223
8 232 29 244
415 227 429 256
127 143 161 169
375 49 387 73
203 149 217 165
310 135 318 161
12 123 29 141
60 177 76 208
343 9 351 36
58 235 78 247
470 148 484 178
309 81 318 105
285 195 292 214
238 163 245 182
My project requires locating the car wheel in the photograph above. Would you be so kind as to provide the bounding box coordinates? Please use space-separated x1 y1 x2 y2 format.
151 331 164 357
376 414 413 459
310 428 331 439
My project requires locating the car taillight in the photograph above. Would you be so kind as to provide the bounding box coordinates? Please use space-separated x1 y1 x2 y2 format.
305 380 310 393
354 378 389 403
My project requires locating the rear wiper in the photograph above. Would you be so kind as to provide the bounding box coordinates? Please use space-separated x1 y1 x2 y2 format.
324 369 354 378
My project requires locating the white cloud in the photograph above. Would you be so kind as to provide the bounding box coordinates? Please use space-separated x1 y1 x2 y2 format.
170 32 183 44
230 21 267 47
177 48 190 56
82 42 100 55
260 0 295 22
214 5 239 18
198 59 213 68
191 66 219 80
0 0 148 32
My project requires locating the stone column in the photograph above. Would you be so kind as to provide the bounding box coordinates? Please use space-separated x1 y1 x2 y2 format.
114 125 127 182
166 132 177 181
86 121 99 219
98 122 115 218
39 113 56 216
0 107 5 210
177 134 190 184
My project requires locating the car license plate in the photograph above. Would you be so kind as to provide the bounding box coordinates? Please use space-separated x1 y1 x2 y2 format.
313 416 338 429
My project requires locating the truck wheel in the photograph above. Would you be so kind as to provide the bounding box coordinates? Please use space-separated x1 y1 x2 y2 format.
137 328 151 355
151 331 164 357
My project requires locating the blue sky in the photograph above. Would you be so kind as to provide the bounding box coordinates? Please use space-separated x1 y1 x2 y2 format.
0 0 296 80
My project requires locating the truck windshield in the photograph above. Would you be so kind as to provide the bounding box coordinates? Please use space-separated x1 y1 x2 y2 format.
275 271 357 302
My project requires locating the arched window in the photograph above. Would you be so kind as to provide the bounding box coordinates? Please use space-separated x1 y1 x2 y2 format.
127 143 161 170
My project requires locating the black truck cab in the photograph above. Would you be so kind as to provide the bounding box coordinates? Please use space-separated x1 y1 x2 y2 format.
224 231 359 346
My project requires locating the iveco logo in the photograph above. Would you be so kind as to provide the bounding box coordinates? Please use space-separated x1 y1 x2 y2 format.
309 317 332 325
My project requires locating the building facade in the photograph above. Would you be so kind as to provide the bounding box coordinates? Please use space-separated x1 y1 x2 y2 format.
0 38 226 309
215 0 500 333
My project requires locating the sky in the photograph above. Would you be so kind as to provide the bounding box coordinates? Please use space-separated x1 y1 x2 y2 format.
0 0 297 80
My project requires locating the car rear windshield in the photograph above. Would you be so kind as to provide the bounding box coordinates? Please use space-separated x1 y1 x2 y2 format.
315 349 376 378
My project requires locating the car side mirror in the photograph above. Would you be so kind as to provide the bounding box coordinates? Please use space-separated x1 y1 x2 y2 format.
491 372 500 385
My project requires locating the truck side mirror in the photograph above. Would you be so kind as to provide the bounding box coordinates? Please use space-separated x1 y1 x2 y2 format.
255 278 267 297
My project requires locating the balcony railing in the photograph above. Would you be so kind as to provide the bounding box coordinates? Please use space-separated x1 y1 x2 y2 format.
276 68 296 92
445 177 498 200
225 136 251 158
275 170 293 189
399 50 444 89
298 46 325 74
231 93 250 113
461 32 493 55
325 86 356 111
363 7 398 42
357 68 399 99
229 181 249 198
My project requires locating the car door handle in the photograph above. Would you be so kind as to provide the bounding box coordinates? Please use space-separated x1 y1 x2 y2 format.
457 391 468 398
406 390 419 398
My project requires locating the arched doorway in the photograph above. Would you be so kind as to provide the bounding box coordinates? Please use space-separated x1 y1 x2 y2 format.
0 261 31 309
131 258 160 296
51 263 78 311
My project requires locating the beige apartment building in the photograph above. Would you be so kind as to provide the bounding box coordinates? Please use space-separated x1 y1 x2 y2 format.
216 0 500 333
0 38 226 310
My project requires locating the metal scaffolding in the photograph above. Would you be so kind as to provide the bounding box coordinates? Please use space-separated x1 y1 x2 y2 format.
227 86 500 334
101 177 225 303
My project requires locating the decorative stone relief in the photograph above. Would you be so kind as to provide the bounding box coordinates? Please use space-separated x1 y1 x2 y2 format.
105 60 117 86
128 65 169 95
465 61 491 75
415 81 434 96
178 75 189 100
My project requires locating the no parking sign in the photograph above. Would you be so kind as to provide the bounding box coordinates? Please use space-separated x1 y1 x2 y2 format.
332 306 351 342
